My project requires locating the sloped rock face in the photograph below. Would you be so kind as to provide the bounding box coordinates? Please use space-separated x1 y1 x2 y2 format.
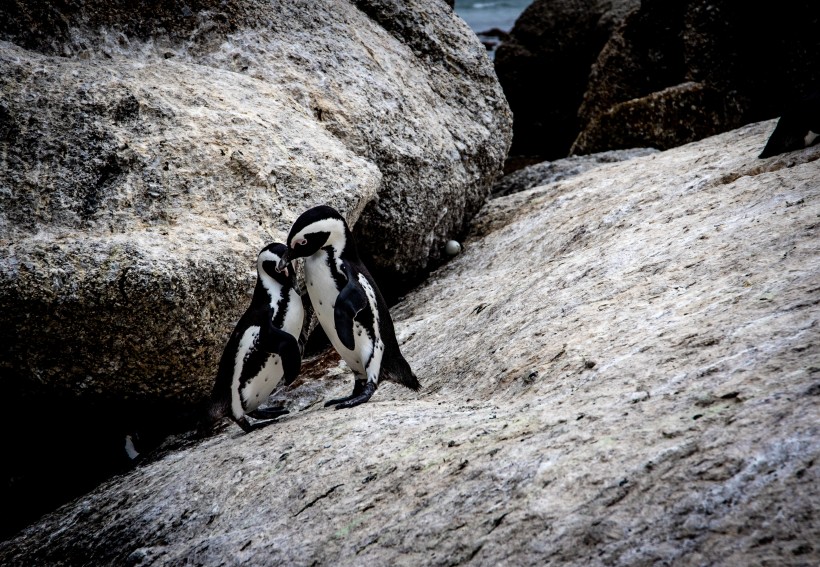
2 121 817 565
491 147 657 197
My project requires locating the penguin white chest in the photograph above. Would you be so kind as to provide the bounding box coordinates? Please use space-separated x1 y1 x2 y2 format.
260 274 304 342
304 254 379 377
231 326 286 417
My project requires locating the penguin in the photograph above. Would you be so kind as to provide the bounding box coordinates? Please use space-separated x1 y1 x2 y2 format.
277 205 420 409
200 242 304 434
759 89 820 158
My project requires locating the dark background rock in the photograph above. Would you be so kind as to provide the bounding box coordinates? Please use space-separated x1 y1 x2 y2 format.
494 0 640 168
495 0 820 166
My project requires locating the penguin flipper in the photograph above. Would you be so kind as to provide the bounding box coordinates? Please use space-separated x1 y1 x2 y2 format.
259 322 302 386
278 330 302 386
335 268 368 351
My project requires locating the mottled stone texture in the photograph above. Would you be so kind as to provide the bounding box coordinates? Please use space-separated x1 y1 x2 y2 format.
0 0 510 537
0 0 509 412
2 122 817 565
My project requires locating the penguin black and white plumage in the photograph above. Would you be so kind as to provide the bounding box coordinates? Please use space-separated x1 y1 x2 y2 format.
277 205 420 409
200 243 304 434
759 89 820 158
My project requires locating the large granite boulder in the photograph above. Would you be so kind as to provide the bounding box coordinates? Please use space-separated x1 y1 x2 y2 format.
2 120 817 564
496 0 820 163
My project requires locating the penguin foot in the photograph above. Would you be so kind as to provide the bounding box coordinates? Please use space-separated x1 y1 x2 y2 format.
324 379 366 407
235 416 254 433
247 407 290 420
324 381 377 409
248 418 280 430
234 415 283 433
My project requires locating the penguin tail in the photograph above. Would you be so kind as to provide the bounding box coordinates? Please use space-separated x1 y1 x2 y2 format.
383 355 421 392
403 372 421 392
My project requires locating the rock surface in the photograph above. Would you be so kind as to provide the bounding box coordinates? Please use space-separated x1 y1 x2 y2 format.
0 0 509 410
0 0 511 539
2 120 818 565
496 0 820 162
491 147 657 197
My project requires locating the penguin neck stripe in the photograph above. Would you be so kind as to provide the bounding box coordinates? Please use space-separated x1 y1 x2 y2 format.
257 255 286 311
294 217 348 259
259 270 284 311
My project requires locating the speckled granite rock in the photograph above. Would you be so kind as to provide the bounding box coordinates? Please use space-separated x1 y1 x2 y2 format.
2 120 817 565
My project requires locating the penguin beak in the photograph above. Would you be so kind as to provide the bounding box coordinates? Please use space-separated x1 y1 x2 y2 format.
276 253 290 275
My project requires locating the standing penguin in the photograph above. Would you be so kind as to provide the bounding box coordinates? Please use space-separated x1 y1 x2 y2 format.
200 243 304 434
277 205 420 408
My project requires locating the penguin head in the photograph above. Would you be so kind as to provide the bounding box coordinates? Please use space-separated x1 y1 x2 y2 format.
278 205 351 270
258 242 295 284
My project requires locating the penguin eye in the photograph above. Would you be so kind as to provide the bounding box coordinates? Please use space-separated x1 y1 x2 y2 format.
295 238 307 247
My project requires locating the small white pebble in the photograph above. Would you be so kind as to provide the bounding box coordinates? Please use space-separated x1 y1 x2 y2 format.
124 435 140 460
445 240 462 256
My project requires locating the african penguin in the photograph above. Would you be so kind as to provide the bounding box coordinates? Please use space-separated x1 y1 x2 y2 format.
200 242 304 434
759 89 820 158
277 205 420 409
